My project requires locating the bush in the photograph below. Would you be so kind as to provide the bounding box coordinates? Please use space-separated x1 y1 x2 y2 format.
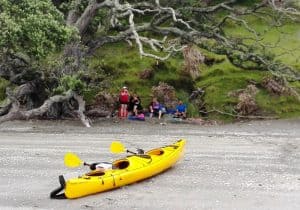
54 75 85 94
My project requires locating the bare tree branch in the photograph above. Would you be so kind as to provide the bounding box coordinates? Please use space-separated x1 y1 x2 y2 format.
74 0 112 34
66 0 82 25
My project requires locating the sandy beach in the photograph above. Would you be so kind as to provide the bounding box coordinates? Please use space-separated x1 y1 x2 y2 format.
0 118 299 210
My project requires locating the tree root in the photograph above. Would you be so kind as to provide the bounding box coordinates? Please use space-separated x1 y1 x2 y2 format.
0 90 91 127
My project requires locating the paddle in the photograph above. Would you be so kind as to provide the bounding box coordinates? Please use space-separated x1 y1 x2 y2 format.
110 141 136 154
64 152 90 168
110 141 150 159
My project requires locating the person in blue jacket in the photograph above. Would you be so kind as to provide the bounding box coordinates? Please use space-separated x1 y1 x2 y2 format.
175 100 187 119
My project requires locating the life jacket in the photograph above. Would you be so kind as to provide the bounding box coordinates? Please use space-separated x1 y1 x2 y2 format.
119 90 129 103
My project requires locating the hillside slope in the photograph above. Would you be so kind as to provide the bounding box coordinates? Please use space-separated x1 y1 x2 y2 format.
86 19 300 121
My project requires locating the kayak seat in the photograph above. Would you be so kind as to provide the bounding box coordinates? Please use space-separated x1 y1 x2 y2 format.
113 159 130 169
147 149 164 156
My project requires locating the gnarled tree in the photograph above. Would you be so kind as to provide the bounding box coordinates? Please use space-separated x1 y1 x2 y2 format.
1 0 300 125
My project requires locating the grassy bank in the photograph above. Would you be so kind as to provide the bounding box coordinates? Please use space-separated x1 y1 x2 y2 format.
86 17 300 121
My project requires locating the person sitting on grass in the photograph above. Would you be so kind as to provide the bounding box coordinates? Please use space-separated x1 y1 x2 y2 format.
132 94 143 116
174 100 187 119
149 97 162 119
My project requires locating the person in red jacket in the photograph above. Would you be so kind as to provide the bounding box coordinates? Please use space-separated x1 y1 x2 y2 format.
119 86 130 118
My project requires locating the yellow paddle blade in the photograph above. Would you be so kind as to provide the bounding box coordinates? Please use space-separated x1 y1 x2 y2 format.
64 152 83 168
110 141 125 153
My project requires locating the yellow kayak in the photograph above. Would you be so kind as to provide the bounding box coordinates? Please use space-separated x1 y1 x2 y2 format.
50 139 186 199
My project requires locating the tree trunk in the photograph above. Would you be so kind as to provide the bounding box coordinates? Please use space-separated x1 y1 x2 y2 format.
0 90 91 127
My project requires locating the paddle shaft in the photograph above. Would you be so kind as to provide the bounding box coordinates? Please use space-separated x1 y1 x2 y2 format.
126 150 136 154
83 162 90 166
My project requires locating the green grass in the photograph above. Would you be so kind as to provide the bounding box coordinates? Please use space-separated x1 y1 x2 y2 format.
256 90 300 117
90 42 186 107
195 58 269 120
188 13 300 120
86 17 300 121
224 15 300 70
195 54 300 120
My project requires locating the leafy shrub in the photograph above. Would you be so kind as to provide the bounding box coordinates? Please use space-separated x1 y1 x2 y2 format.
54 75 85 94
0 0 74 59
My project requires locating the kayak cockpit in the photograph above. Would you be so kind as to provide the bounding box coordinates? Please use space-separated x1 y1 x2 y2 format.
146 148 164 156
113 159 130 169
85 159 130 176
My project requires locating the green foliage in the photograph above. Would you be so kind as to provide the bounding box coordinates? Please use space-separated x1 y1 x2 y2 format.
15 0 298 122
0 78 9 101
285 0 300 9
256 90 300 117
195 54 300 120
82 88 99 104
91 42 188 104
89 59 120 78
223 15 300 66
196 58 265 119
186 103 199 118
0 0 74 59
54 75 85 94
88 21 300 121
